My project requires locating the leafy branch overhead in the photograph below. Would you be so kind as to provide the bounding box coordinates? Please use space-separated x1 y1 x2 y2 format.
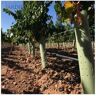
54 1 94 26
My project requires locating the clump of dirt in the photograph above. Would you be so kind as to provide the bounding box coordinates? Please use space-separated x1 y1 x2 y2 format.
1 44 83 94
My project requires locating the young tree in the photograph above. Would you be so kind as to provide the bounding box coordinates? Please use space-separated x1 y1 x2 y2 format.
22 1 53 69
4 1 54 68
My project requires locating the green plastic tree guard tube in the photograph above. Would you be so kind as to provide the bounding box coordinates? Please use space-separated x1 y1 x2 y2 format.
40 40 47 69
74 10 95 94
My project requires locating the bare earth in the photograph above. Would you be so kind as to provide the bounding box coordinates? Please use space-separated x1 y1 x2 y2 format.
1 43 83 94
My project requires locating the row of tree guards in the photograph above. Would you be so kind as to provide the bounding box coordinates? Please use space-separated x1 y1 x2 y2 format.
3 1 95 94
46 42 75 48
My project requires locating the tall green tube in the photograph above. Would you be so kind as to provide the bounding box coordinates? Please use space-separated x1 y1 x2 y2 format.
74 10 95 94
39 40 47 69
27 42 31 54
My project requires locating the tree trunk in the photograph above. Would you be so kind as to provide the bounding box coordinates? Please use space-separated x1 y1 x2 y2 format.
74 10 95 94
39 41 47 69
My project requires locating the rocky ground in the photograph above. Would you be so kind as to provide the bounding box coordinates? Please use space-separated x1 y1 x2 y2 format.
1 43 83 94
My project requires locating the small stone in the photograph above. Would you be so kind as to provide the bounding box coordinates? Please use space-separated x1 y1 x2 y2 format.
2 85 5 89
13 82 17 85
55 84 58 88
64 73 71 79
9 71 13 74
